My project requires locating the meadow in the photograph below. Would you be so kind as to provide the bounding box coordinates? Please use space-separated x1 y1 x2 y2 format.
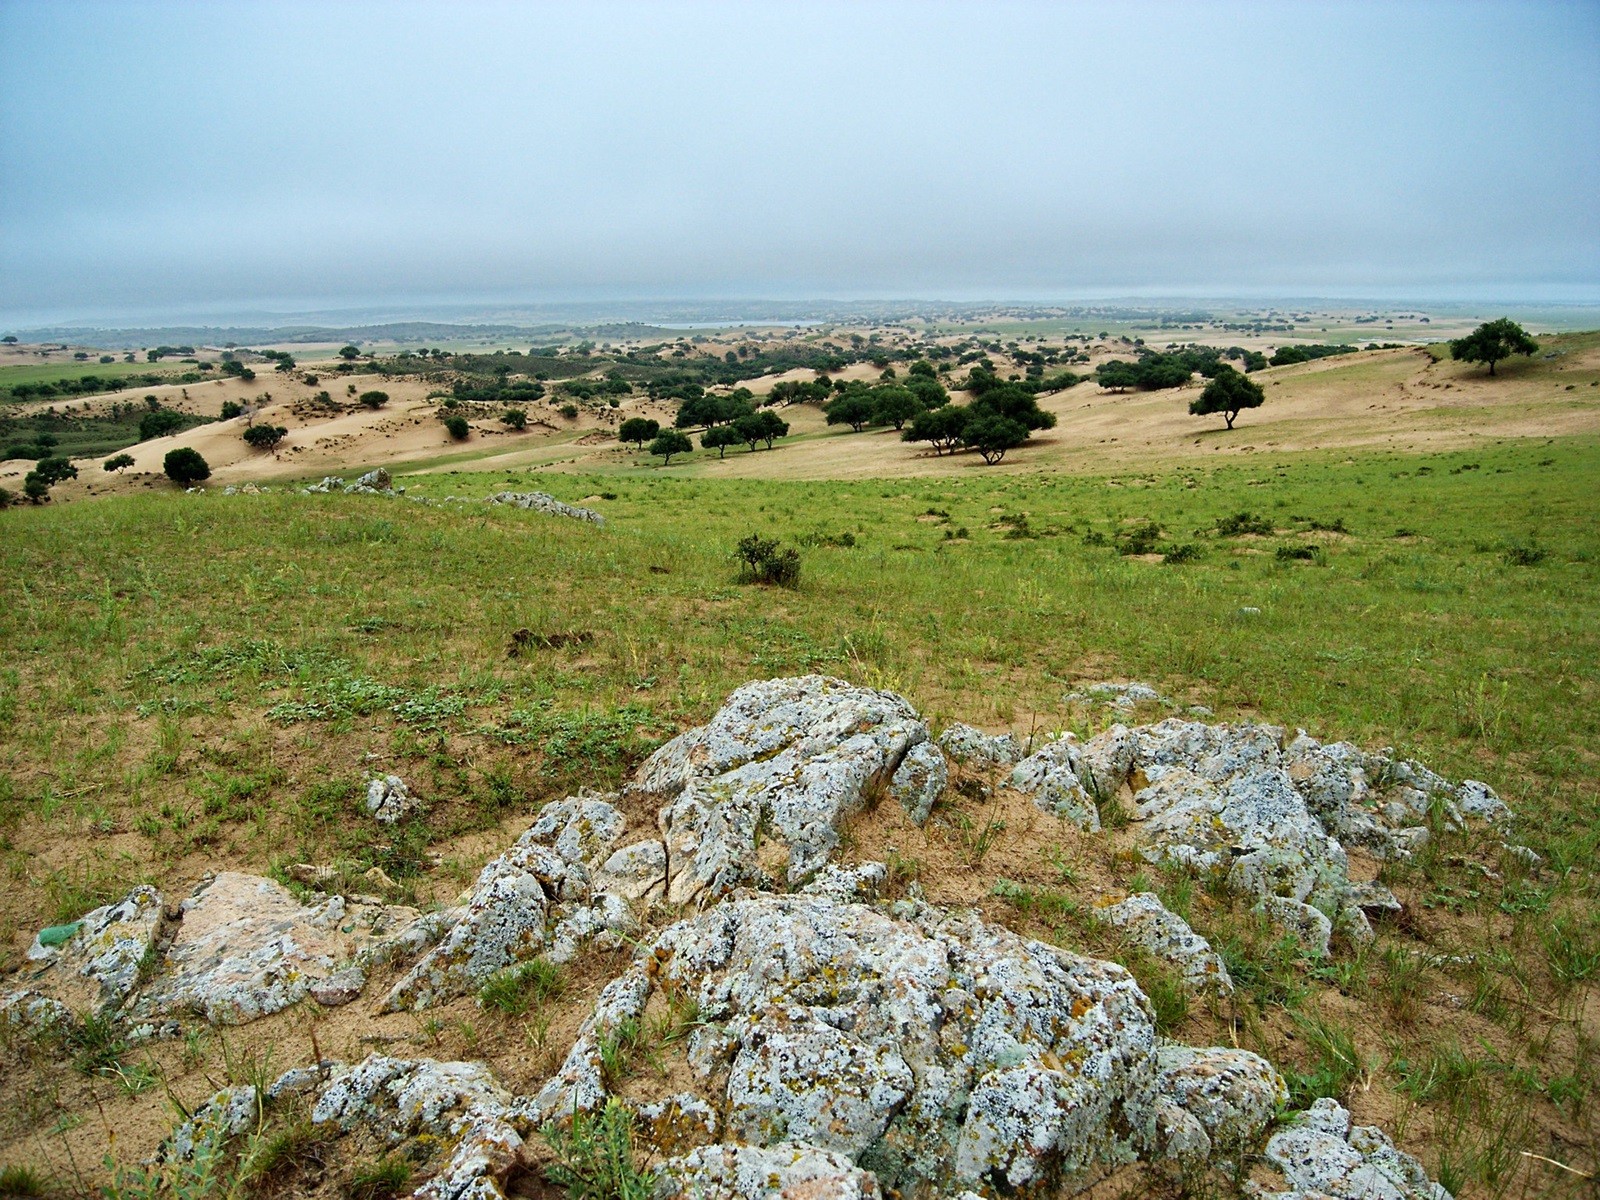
1 431 1596 1197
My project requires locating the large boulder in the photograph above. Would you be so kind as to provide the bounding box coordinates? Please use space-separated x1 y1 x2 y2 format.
527 891 1252 1196
628 677 932 905
134 873 421 1024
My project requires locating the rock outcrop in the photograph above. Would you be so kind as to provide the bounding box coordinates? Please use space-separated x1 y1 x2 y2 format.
134 873 420 1024
484 491 605 525
628 676 931 905
384 792 635 1010
23 884 163 1013
1093 892 1233 996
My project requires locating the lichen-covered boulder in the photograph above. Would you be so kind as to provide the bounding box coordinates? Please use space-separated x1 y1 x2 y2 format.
24 884 163 1013
1260 1098 1453 1200
529 892 1159 1195
938 723 1022 770
655 1143 883 1200
484 491 604 525
591 839 668 902
1136 1045 1284 1167
159 1085 259 1161
312 1056 524 1200
385 795 633 1010
134 873 419 1024
1009 738 1101 830
627 677 931 904
1093 893 1232 996
890 741 947 824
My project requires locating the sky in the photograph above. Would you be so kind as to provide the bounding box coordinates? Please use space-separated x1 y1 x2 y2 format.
1 0 1597 326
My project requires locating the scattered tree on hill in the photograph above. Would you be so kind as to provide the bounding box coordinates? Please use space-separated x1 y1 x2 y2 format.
501 408 528 430
701 424 743 459
870 385 924 430
963 415 1029 464
444 415 470 440
163 447 210 486
1450 318 1537 376
825 392 877 432
901 404 971 455
243 423 287 450
675 391 755 429
32 457 78 486
138 407 186 440
649 429 693 465
2 336 16 344
220 400 243 420
1188 365 1265 429
735 410 789 450
618 417 660 448
339 345 361 360
22 473 50 503
104 453 135 472
358 390 389 410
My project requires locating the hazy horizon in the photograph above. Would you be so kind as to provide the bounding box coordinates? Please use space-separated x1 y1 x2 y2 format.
3 0 1596 328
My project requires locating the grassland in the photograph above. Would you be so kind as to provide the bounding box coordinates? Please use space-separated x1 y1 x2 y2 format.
1 422 1597 1192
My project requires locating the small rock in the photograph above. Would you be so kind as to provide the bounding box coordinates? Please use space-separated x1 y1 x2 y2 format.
310 966 367 1007
25 884 163 1013
937 722 1021 768
889 741 947 824
365 774 421 824
1261 1097 1452 1200
161 1086 258 1161
1010 738 1100 830
591 839 668 902
1094 893 1232 995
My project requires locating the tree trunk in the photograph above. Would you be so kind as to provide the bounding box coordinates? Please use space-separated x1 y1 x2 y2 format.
1225 412 1236 429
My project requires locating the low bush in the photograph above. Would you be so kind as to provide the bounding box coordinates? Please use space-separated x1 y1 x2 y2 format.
735 533 801 588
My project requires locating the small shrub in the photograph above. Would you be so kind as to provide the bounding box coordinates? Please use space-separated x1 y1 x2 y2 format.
1214 510 1273 536
501 408 528 430
0 1165 50 1196
560 403 580 419
1501 542 1546 566
358 390 389 410
103 453 135 473
444 415 469 441
1114 524 1162 556
541 1097 653 1200
735 534 801 588
220 400 243 419
1162 543 1202 564
1275 544 1319 562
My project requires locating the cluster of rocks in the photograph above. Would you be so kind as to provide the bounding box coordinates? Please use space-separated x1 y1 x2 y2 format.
303 467 403 495
4 676 1488 1200
482 491 605 525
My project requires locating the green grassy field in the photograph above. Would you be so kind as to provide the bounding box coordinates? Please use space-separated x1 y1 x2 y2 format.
1 434 1596 1196
0 359 183 390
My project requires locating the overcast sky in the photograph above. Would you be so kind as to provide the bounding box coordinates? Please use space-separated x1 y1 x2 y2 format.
1 0 1596 325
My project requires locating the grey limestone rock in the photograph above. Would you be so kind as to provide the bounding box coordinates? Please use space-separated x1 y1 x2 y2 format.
312 1055 524 1200
25 884 163 1013
1009 737 1101 830
1260 1097 1453 1200
889 740 947 824
654 1143 882 1200
1094 893 1232 995
485 490 605 524
365 774 421 824
134 873 419 1024
529 891 1160 1195
938 723 1022 769
385 795 632 1010
160 1085 258 1161
591 838 668 902
629 676 931 905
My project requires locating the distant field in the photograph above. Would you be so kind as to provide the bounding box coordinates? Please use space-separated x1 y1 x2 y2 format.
0 358 183 390
1 432 1596 1195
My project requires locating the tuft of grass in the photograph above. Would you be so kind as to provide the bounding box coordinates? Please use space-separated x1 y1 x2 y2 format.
1282 1012 1362 1108
478 957 566 1015
346 1154 410 1200
0 1165 49 1197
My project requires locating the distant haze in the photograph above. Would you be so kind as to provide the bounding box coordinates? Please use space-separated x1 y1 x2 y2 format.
2 0 1596 327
